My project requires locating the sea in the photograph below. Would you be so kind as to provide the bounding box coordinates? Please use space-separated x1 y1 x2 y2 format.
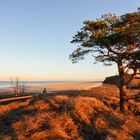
0 80 102 87
0 81 62 87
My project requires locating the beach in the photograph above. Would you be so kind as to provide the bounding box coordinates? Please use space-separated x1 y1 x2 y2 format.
0 81 102 94
30 81 102 92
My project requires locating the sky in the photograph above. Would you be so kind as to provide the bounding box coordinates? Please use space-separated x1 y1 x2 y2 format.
0 0 139 81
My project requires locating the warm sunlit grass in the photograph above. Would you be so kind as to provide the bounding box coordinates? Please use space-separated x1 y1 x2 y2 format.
0 85 140 140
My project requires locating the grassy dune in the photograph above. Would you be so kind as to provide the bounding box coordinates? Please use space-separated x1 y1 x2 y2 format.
0 85 140 140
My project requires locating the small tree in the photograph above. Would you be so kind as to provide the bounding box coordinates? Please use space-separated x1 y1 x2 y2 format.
70 10 140 112
10 77 30 96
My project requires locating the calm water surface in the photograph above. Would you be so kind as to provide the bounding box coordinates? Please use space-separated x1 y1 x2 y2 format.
0 81 102 87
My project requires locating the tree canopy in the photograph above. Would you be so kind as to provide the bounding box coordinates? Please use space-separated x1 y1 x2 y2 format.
71 11 140 67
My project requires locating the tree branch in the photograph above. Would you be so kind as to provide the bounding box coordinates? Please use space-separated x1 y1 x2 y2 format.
125 68 137 85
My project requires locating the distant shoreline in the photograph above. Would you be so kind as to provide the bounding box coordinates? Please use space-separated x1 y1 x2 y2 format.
0 81 103 94
0 80 103 87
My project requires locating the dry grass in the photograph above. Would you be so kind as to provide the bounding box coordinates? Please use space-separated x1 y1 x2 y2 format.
0 85 140 140
128 78 140 89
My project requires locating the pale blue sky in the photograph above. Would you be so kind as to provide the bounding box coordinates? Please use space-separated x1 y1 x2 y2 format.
0 0 139 81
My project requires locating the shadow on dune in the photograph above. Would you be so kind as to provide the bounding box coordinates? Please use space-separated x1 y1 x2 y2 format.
129 130 140 140
0 100 37 140
40 92 124 140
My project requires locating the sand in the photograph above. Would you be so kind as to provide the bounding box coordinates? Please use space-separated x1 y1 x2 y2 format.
30 82 102 93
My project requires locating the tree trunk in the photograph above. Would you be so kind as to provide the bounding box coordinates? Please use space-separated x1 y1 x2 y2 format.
119 84 128 112
117 61 128 113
